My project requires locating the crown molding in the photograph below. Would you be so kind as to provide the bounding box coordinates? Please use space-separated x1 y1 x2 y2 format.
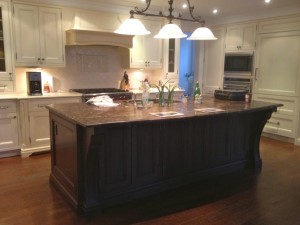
12 0 132 14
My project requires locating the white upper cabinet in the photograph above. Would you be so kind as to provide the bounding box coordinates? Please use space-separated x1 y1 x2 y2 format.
0 0 14 92
130 19 162 69
13 4 64 67
254 31 300 97
225 23 256 52
164 38 180 80
203 27 225 95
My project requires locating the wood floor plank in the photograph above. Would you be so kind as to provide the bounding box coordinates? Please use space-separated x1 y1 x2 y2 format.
0 137 300 225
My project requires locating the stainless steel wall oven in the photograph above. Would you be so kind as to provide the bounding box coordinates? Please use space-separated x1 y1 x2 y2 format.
223 52 254 93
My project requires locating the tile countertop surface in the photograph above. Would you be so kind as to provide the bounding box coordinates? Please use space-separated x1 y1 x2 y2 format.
46 96 282 127
0 92 83 100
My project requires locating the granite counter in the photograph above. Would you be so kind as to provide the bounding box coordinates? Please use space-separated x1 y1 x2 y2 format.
46 96 281 127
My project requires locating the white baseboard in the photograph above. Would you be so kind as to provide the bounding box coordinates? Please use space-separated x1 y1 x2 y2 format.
262 132 294 143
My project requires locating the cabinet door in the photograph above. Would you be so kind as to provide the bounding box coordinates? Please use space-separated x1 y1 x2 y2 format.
144 21 162 68
164 38 180 79
0 115 18 151
225 26 242 51
203 27 225 95
254 31 300 96
132 122 161 186
162 120 189 178
29 111 50 147
0 1 13 90
38 7 64 65
241 24 256 50
131 34 145 68
225 24 256 51
13 4 64 67
130 20 162 69
0 101 18 151
51 117 78 199
13 4 40 65
98 126 132 193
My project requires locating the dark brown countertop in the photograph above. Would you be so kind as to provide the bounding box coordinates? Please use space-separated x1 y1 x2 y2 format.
46 96 282 127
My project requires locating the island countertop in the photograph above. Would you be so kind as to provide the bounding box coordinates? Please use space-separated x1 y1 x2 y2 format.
46 96 282 127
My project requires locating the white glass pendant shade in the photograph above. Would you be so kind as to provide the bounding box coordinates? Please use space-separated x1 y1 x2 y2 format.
187 27 217 40
154 23 187 39
114 18 150 35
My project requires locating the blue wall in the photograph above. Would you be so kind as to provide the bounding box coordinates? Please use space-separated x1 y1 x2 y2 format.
179 32 195 96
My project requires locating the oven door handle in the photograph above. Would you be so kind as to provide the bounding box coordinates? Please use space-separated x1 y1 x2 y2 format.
255 68 259 80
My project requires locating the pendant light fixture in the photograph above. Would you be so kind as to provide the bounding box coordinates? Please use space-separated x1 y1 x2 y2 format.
114 12 150 35
187 27 218 40
154 23 187 39
114 0 217 40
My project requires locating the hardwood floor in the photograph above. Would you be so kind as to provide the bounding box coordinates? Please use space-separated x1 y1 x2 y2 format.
0 136 300 225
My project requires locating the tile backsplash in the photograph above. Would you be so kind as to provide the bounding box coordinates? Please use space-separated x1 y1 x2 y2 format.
15 45 162 93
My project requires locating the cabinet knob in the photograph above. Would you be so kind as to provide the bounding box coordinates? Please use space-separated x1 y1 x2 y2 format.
267 120 280 126
255 68 259 80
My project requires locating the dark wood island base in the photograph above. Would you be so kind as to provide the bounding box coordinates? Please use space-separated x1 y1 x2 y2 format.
47 98 280 214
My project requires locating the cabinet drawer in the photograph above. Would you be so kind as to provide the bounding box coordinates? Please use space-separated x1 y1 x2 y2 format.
28 98 81 112
263 114 296 138
253 94 298 116
0 101 16 113
28 100 53 112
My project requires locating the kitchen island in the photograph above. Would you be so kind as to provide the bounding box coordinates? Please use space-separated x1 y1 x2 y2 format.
47 97 281 214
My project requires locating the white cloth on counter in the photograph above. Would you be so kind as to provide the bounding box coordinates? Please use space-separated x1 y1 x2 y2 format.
86 95 119 107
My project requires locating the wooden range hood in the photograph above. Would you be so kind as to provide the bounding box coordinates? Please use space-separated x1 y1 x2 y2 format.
66 29 133 48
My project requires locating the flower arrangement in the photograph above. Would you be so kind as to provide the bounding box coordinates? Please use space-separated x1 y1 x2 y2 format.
165 84 176 106
153 80 176 106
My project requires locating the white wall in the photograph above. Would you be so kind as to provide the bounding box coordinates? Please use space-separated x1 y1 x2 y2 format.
15 45 162 93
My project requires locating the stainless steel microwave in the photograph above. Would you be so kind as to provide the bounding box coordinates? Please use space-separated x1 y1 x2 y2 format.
224 53 253 74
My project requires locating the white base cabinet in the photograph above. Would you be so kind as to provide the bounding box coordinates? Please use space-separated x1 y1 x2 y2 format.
254 94 299 139
0 100 19 156
19 97 81 157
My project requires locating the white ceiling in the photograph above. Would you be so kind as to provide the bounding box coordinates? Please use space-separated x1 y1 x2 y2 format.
35 0 300 26
79 0 300 25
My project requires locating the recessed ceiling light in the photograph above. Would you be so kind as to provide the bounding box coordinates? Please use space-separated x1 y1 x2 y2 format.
182 3 187 9
265 0 271 3
213 9 218 14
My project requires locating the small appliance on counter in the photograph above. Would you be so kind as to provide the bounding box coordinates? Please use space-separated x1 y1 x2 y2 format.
27 72 42 96
214 89 248 101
